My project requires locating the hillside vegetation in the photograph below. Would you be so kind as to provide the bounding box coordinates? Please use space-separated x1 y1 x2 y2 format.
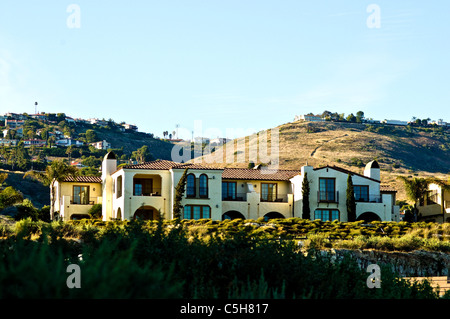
195 121 450 201
0 217 446 299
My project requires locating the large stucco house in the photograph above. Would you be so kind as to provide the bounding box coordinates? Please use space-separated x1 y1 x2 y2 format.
51 152 400 222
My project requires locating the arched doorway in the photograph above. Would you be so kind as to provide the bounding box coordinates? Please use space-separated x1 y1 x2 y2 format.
263 211 285 221
133 206 160 220
222 210 245 220
357 212 381 222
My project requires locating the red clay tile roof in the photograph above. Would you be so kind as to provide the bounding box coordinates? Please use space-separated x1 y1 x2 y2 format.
122 160 223 171
63 176 102 183
314 165 380 183
380 185 397 192
122 160 180 170
222 168 301 181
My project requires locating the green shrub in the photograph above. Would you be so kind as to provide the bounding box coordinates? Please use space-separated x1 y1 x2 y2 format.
88 204 102 219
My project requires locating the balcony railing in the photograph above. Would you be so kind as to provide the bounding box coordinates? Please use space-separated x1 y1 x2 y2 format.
133 188 162 196
222 192 247 201
261 193 289 203
355 195 382 203
70 197 99 205
318 191 339 203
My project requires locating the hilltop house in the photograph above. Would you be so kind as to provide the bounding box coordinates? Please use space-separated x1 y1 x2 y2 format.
417 182 450 223
51 152 399 222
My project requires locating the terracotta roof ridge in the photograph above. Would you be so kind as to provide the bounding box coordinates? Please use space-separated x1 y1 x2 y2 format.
313 165 380 183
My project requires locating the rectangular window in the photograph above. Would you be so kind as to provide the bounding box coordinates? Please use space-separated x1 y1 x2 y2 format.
73 186 89 205
117 176 123 198
314 209 339 221
199 175 208 198
183 206 191 219
134 183 142 196
183 205 211 220
134 178 152 196
222 182 237 200
319 178 335 202
354 185 369 202
261 183 277 202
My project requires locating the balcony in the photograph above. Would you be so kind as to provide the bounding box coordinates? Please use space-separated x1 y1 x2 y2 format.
70 196 100 205
318 191 339 203
355 195 382 203
260 193 289 203
133 187 162 197
222 192 248 201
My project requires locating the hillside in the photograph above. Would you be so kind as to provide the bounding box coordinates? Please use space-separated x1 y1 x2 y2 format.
194 121 450 202
74 125 175 160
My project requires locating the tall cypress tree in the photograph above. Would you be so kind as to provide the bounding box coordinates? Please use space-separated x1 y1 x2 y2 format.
173 168 188 220
346 174 357 222
302 172 311 220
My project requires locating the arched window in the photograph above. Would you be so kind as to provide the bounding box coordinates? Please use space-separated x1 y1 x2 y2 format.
186 174 196 197
199 174 208 198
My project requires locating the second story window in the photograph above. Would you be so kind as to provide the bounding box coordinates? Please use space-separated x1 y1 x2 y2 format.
354 185 369 202
222 181 237 200
199 174 208 198
117 176 123 198
73 185 90 205
319 178 335 202
186 174 196 197
261 183 277 202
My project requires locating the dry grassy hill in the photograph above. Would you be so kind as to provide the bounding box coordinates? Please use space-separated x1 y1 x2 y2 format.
193 121 450 202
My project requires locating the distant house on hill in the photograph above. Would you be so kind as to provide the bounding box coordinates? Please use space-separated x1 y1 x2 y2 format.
90 140 111 150
122 123 138 131
55 138 84 147
294 114 325 122
29 113 48 121
5 119 25 128
0 138 18 146
23 139 47 147
382 119 408 126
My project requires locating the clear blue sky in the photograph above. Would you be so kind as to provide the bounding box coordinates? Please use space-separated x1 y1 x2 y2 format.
0 1 449 140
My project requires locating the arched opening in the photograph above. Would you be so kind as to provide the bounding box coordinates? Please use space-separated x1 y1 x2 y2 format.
70 214 90 220
222 210 245 220
116 207 122 220
357 212 381 222
133 206 160 220
263 211 285 222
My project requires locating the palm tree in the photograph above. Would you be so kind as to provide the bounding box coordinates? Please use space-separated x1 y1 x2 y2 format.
397 176 434 222
24 159 79 219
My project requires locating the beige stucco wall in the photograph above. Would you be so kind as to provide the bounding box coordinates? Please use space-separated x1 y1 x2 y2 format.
221 180 294 220
171 168 224 220
111 168 172 220
293 165 394 221
53 180 102 220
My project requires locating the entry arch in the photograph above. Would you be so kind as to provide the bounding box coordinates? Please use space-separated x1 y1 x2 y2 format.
133 205 160 220
263 211 285 221
222 210 245 220
357 212 381 222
